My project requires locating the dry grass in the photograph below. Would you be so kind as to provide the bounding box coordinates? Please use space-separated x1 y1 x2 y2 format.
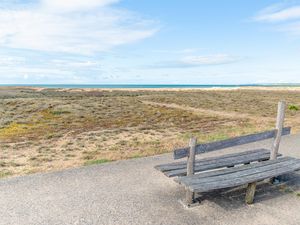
0 87 300 178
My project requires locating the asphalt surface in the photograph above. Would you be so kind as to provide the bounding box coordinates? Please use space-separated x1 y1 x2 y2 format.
1 134 300 225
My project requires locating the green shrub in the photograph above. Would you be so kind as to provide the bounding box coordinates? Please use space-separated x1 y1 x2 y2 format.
288 105 299 111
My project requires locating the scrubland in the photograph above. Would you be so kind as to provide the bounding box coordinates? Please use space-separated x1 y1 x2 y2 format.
1 87 300 178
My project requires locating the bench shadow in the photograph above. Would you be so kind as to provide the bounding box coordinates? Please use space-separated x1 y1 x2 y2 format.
196 172 300 210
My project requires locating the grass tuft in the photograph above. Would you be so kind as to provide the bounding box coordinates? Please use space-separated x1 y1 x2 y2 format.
0 171 13 179
84 159 112 166
50 110 71 115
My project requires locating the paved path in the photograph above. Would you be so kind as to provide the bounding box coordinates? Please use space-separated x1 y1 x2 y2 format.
1 134 300 225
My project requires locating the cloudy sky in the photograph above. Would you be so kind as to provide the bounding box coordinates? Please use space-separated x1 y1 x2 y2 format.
1 0 300 84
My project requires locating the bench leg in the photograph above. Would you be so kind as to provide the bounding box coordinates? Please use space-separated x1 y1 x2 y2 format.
183 137 199 208
185 189 195 206
245 182 257 204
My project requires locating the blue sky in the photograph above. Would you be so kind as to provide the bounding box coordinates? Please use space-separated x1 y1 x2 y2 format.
1 0 300 84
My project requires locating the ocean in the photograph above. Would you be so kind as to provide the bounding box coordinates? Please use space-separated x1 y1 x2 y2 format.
0 84 299 89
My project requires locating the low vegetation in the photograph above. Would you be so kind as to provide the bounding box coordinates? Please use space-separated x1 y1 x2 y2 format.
0 87 299 178
289 104 299 111
84 159 112 166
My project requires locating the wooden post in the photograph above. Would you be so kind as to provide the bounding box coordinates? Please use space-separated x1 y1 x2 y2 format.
185 137 197 206
245 182 257 204
270 101 286 160
245 101 286 204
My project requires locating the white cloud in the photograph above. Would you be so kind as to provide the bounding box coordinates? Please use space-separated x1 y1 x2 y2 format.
253 4 300 38
152 48 200 54
181 54 240 66
23 74 29 79
145 53 241 69
42 0 119 12
0 0 158 54
0 55 25 66
254 5 300 22
278 21 300 36
50 59 101 68
0 66 73 75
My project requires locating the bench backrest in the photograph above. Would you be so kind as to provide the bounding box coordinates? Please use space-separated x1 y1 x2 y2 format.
173 127 291 159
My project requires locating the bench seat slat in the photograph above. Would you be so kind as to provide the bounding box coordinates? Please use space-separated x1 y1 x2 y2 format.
156 149 268 172
177 157 295 185
187 158 300 192
175 156 292 184
163 149 275 177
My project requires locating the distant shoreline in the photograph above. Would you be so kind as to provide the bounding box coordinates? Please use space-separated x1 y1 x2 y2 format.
1 84 300 89
2 85 300 93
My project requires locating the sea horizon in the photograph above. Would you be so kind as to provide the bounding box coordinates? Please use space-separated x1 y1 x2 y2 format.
1 84 300 89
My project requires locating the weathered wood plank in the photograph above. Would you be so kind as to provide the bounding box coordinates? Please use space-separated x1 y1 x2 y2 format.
174 127 291 159
156 149 268 172
187 137 196 176
178 157 296 186
190 162 300 193
164 151 274 177
270 101 286 160
189 160 300 192
176 156 291 184
165 152 272 177
186 137 197 205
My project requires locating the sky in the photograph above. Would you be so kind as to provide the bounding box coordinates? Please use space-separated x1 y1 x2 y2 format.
1 0 300 84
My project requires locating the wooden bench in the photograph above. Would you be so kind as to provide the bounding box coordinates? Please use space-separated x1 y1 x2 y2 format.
155 101 300 207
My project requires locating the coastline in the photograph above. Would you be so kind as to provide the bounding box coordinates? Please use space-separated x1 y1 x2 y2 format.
2 85 300 92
